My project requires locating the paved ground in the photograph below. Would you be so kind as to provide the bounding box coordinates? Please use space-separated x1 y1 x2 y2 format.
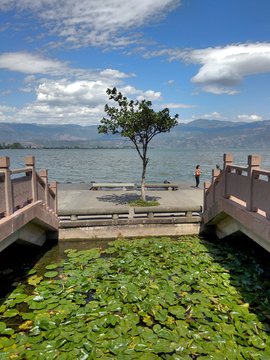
58 181 204 211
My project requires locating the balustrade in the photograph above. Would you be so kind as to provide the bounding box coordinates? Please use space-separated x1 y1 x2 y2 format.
0 156 57 217
204 153 270 218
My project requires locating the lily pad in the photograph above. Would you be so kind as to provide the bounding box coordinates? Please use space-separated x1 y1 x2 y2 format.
3 309 19 317
44 271 58 278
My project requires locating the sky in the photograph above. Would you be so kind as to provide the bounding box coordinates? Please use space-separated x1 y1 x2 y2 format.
0 0 270 126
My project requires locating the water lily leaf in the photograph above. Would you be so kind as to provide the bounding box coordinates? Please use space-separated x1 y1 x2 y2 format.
37 319 57 331
1 327 14 336
0 322 7 332
168 305 186 319
105 247 117 254
250 335 266 349
28 275 43 285
46 264 59 270
29 326 41 335
19 320 33 330
44 271 58 278
141 328 158 343
154 308 168 322
3 309 19 317
15 334 29 345
22 312 35 320
28 269 37 275
150 339 174 353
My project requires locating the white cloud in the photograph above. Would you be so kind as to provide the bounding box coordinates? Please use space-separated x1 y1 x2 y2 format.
12 103 105 125
144 42 270 92
0 105 17 112
164 79 174 84
202 112 224 119
99 69 136 79
36 79 109 107
0 89 12 96
0 52 70 75
187 43 270 87
201 85 241 95
121 85 163 101
238 114 262 121
18 87 32 92
0 78 167 125
190 92 199 96
177 115 197 123
23 75 36 83
160 103 198 109
137 90 163 101
0 52 138 86
1 0 181 49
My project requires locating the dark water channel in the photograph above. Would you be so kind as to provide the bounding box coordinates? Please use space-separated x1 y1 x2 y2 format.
0 239 112 303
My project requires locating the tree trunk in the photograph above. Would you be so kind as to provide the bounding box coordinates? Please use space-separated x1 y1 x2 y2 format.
141 161 146 201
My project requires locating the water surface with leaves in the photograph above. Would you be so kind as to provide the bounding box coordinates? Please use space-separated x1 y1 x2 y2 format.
1 236 270 359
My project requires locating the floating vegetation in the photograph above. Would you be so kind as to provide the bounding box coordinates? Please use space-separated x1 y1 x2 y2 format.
1 236 270 359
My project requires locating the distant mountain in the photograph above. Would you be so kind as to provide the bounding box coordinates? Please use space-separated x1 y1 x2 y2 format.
0 119 270 148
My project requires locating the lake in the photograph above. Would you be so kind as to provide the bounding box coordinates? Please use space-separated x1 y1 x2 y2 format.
1 148 270 184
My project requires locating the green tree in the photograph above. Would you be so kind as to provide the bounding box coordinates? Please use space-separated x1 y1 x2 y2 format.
10 142 24 149
98 88 179 201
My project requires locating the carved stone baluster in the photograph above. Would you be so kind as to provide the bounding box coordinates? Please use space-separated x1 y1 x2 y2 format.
0 156 13 216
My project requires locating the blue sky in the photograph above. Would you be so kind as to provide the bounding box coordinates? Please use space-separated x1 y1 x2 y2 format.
0 0 270 126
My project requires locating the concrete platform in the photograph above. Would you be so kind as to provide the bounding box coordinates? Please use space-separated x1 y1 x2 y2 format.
57 181 204 240
58 181 203 211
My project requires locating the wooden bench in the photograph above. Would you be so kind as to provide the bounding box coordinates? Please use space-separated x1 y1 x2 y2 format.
91 183 135 191
136 183 178 190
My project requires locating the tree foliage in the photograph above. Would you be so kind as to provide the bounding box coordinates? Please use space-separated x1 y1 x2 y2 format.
98 88 179 200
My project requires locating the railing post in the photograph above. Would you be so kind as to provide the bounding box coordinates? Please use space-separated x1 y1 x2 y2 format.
204 181 211 211
39 169 49 208
25 156 37 202
246 155 261 211
267 175 270 220
0 156 13 216
223 154 233 199
212 169 220 203
50 181 58 215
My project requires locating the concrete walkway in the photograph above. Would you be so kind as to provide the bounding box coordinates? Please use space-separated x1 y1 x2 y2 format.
58 181 204 212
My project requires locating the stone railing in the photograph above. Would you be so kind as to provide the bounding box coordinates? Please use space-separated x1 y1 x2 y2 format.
0 156 57 217
58 205 202 222
204 154 270 218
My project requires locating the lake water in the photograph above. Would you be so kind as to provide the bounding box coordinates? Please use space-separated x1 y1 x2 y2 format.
1 148 270 184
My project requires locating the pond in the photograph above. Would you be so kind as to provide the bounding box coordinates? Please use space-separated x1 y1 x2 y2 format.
0 235 270 359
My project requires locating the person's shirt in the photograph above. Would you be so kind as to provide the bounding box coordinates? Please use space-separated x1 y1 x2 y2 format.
195 169 201 176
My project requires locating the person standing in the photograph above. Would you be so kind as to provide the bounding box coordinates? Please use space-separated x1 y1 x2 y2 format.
195 165 201 188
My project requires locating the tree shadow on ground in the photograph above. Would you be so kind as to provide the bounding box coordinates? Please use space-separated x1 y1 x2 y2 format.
96 193 161 205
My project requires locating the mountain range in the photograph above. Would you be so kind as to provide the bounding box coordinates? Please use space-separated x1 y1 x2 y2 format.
0 119 270 148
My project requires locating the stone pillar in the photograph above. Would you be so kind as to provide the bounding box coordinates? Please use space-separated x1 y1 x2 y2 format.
25 156 37 202
50 181 58 215
0 156 13 216
39 169 49 208
204 181 211 211
212 169 220 203
212 169 220 184
267 175 270 220
223 154 233 199
246 155 261 212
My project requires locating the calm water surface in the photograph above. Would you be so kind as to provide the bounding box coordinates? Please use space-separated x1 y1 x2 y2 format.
1 148 270 183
